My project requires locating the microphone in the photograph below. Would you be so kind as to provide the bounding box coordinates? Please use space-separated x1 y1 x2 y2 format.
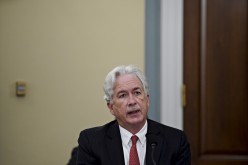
151 142 157 165
146 133 157 165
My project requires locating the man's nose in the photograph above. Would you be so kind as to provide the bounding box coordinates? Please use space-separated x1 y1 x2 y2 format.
127 94 136 105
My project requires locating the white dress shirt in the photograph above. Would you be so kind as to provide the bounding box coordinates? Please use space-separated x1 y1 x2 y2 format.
119 120 147 165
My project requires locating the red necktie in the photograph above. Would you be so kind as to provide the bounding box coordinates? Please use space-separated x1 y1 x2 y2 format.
129 135 140 165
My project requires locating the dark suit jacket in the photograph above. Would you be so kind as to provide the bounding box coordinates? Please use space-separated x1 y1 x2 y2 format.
77 119 191 165
67 146 79 165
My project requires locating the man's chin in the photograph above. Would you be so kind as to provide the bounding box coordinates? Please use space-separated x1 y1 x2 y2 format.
127 117 145 125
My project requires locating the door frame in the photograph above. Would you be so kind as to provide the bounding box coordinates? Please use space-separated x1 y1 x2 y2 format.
145 0 184 130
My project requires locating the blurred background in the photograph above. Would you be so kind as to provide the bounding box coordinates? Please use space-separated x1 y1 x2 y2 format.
0 0 144 164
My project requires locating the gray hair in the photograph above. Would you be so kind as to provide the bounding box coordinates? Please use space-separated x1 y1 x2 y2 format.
103 65 149 103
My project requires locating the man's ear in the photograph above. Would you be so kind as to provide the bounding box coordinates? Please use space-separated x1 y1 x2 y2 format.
107 102 112 109
107 102 114 115
146 95 150 106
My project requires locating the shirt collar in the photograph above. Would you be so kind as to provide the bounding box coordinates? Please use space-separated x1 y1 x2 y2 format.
119 120 148 146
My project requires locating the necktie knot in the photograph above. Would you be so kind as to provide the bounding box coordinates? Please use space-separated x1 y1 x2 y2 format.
131 135 138 144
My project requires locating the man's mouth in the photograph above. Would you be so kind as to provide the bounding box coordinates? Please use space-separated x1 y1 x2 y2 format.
127 110 140 115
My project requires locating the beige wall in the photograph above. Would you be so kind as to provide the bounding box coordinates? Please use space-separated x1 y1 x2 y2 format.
0 0 144 164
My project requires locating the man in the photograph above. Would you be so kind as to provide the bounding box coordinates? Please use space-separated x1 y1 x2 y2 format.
77 65 191 165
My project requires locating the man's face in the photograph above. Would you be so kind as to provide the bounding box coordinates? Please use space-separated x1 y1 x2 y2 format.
107 74 149 131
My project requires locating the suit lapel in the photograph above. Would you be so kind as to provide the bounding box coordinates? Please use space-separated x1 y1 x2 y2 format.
106 121 125 165
146 119 164 165
104 120 165 165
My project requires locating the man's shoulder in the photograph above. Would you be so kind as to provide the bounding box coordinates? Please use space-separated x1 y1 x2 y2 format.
147 119 184 136
79 120 117 137
147 119 188 147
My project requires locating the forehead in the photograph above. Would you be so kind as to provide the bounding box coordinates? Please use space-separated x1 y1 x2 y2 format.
114 74 143 91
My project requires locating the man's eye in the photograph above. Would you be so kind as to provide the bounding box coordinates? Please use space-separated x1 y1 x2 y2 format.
118 94 126 98
134 91 141 95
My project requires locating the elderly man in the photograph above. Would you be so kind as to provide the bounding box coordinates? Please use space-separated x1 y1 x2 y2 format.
76 65 191 165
